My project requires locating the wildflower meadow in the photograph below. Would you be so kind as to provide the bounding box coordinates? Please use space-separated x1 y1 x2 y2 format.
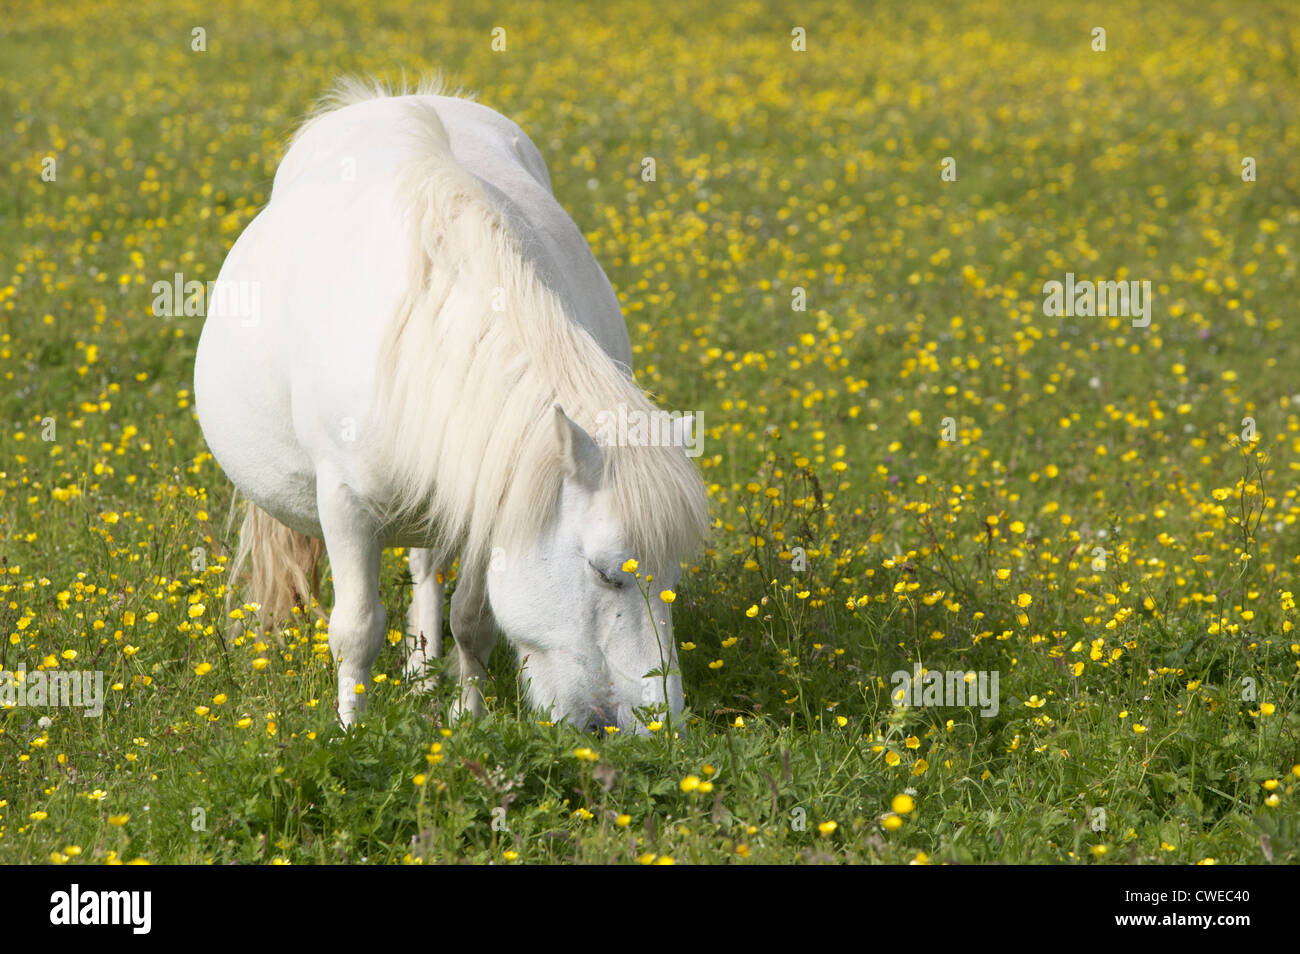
2 0 1298 869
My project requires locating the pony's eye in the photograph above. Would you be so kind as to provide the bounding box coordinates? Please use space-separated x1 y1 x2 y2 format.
589 562 624 588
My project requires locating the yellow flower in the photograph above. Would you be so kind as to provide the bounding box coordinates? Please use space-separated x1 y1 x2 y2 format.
881 814 902 831
621 558 638 573
1016 593 1032 608
413 774 427 787
108 814 130 826
659 589 676 603
1025 695 1046 709
615 814 631 827
745 604 759 618
680 775 701 792
891 793 915 815
818 820 838 837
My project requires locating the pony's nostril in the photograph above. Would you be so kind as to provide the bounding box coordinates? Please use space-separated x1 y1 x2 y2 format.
584 705 620 734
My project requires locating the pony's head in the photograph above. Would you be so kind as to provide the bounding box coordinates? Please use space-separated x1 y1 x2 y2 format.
485 406 706 733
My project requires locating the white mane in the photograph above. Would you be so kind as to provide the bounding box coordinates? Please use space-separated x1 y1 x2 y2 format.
299 80 709 578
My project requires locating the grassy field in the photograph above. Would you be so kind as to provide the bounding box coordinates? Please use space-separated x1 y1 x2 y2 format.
2 0 1299 865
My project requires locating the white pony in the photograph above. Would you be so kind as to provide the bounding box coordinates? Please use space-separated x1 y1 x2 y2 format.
194 78 709 731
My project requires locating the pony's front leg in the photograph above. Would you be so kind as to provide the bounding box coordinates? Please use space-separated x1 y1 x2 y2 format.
404 547 445 688
318 475 386 727
449 565 498 721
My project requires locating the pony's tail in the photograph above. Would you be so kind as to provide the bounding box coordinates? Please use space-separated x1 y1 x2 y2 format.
228 500 325 628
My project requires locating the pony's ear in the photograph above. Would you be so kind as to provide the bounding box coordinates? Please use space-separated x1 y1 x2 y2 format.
553 405 603 489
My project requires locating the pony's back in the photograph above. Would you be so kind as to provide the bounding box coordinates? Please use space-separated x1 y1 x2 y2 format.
276 86 632 367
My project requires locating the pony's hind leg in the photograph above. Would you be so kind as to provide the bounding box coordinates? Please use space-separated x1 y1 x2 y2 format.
317 474 386 727
449 564 499 721
404 547 445 687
